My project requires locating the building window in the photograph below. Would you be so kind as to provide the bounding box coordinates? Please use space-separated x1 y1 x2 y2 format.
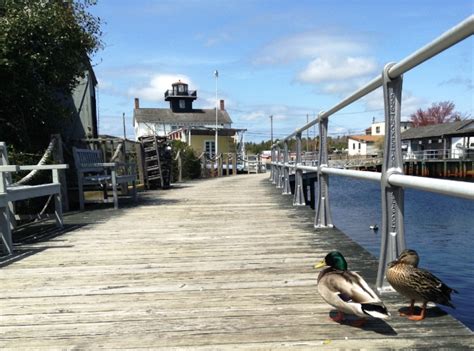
352 143 355 150
205 140 216 158
376 126 380 134
179 100 185 109
358 143 361 149
178 84 185 92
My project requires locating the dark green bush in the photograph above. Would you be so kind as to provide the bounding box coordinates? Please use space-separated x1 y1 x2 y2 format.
171 140 201 181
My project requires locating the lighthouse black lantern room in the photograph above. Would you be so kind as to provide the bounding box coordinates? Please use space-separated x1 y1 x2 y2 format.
164 81 197 112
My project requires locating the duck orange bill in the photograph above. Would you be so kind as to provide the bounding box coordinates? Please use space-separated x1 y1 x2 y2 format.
314 259 326 269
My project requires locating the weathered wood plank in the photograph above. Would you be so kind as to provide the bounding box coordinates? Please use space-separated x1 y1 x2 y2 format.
0 174 472 349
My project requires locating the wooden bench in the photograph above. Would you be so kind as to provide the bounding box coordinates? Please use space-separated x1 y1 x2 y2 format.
0 161 68 256
73 147 137 210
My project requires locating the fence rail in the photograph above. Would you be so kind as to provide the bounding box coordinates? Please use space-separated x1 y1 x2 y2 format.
270 15 474 293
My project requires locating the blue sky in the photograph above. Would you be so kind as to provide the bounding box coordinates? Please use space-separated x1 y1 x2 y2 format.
90 0 473 142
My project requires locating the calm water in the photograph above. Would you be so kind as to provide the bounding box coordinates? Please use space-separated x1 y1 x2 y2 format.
326 176 474 330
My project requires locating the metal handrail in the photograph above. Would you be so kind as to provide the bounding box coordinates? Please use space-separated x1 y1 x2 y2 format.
269 15 474 293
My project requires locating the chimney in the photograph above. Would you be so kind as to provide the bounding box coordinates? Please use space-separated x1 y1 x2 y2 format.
219 99 225 110
134 97 140 109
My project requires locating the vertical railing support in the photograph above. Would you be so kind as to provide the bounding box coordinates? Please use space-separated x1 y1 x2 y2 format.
377 63 406 293
315 114 333 228
293 133 305 205
273 146 279 185
270 147 275 182
273 147 279 184
276 146 283 189
282 141 291 195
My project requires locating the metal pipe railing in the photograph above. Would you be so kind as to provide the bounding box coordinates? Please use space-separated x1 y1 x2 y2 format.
270 15 474 293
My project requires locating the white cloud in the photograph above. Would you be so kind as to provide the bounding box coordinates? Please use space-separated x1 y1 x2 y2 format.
240 111 266 121
439 77 473 90
299 56 378 83
253 30 380 97
254 31 368 65
362 87 425 119
204 32 231 47
128 74 194 102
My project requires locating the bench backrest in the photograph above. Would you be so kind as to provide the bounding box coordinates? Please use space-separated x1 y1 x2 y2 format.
0 142 8 166
73 147 105 173
0 142 13 185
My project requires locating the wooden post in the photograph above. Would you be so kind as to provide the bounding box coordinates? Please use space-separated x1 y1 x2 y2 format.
218 154 223 177
226 154 230 176
135 143 145 187
51 134 69 212
178 151 183 182
232 153 237 175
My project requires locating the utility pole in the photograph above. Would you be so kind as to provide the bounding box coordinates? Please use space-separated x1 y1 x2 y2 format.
313 114 317 152
122 113 127 140
306 114 309 152
122 112 127 161
270 115 273 145
214 70 219 158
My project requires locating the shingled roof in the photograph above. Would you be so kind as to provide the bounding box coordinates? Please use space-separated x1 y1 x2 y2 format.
134 108 232 125
401 120 474 140
348 135 383 143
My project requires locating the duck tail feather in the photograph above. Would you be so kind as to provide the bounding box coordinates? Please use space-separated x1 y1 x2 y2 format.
361 303 390 319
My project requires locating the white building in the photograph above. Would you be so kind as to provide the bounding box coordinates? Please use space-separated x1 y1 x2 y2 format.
366 120 413 136
133 81 232 140
401 120 474 159
347 135 383 156
348 120 413 157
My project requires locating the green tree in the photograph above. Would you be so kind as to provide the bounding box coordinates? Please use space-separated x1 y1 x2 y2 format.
0 0 102 151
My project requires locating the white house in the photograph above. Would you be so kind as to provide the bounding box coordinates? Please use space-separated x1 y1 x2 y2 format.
133 81 232 140
347 135 383 156
348 119 413 157
366 120 413 136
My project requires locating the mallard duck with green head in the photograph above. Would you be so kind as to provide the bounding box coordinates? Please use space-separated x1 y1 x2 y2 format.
314 251 390 325
386 249 458 321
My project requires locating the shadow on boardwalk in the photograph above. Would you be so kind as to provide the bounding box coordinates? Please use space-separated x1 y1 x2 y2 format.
0 174 472 349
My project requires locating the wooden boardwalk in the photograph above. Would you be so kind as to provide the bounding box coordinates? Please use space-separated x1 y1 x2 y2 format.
1 174 472 349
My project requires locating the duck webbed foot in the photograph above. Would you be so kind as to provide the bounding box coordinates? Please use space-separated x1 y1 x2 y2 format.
407 302 427 321
399 300 415 316
330 311 345 323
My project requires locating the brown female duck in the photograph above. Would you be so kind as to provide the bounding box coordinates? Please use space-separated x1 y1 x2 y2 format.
386 249 457 321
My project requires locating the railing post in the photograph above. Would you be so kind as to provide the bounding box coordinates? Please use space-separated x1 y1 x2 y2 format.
270 147 275 182
274 146 279 184
272 146 278 185
276 146 283 189
293 133 305 205
282 141 291 195
377 63 406 293
315 114 333 228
